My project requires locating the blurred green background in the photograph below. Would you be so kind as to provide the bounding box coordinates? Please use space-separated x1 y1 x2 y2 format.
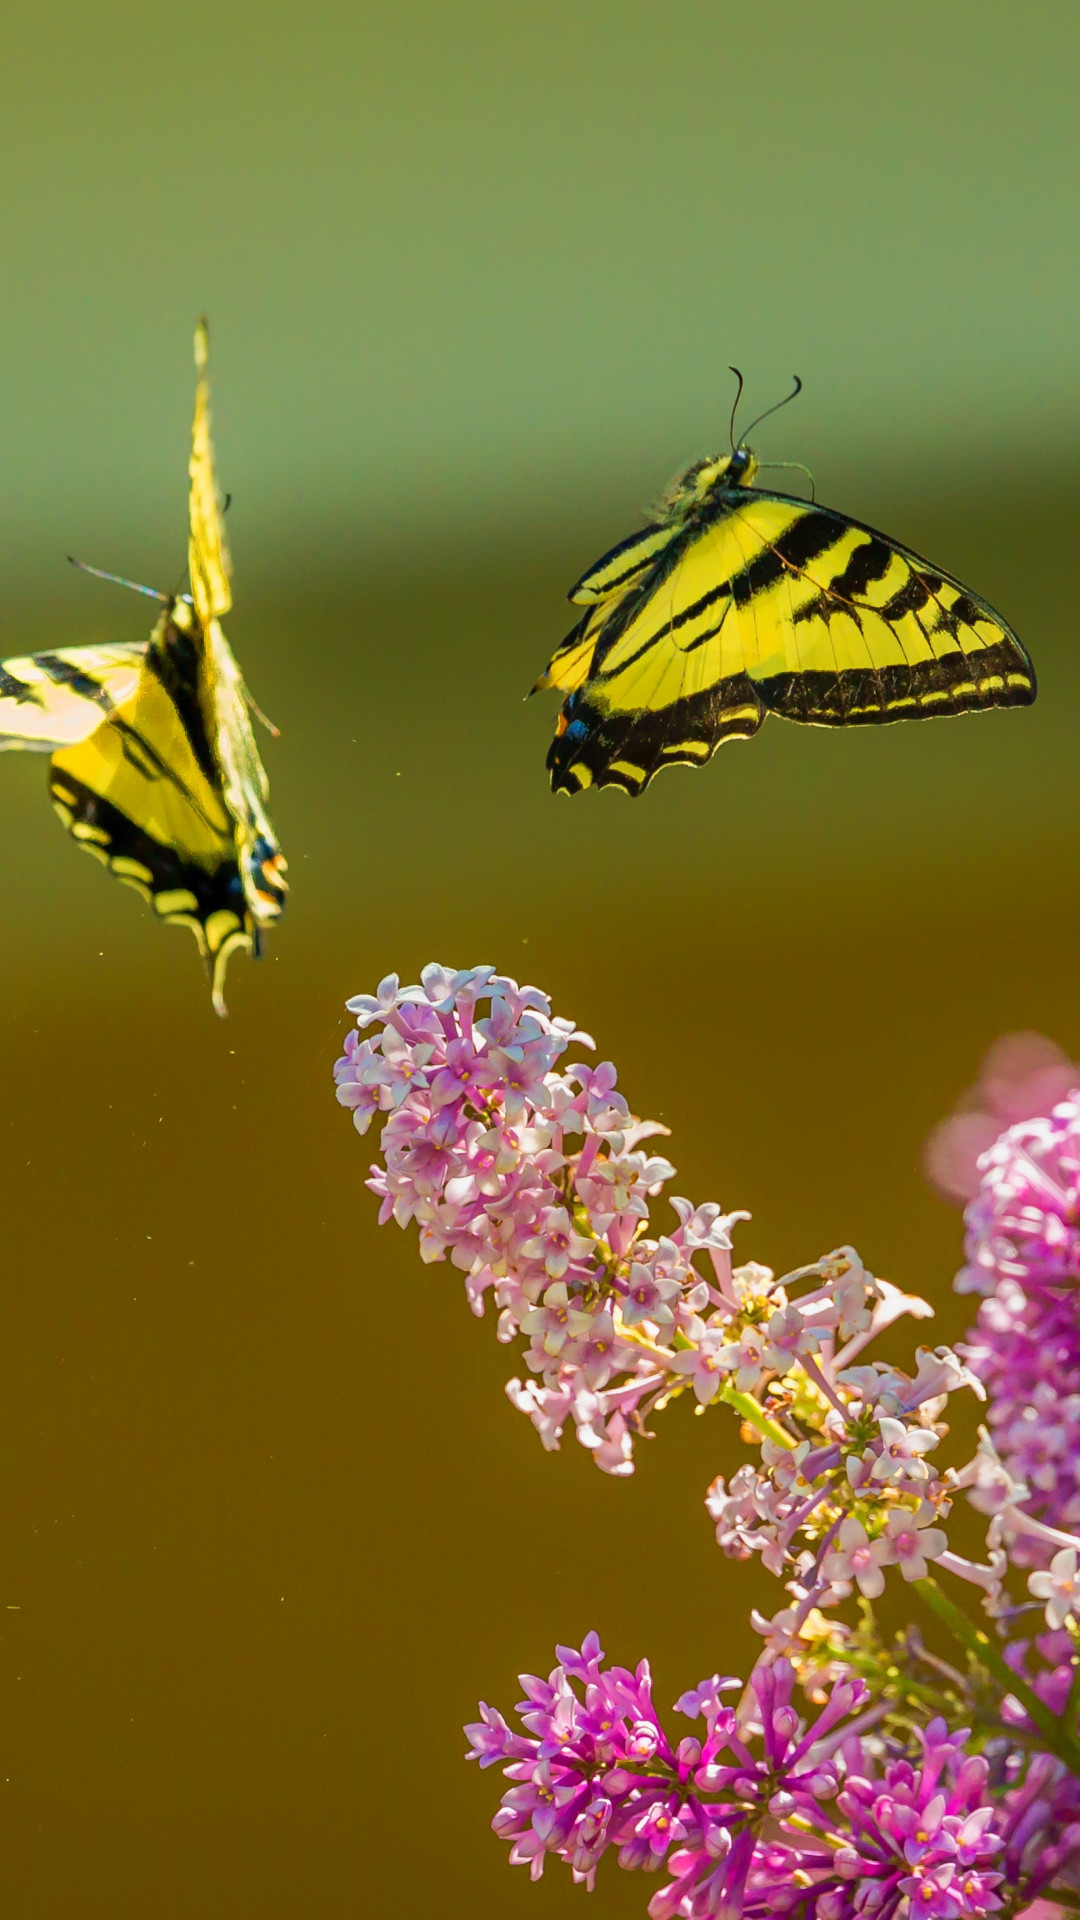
2 2 1079 1913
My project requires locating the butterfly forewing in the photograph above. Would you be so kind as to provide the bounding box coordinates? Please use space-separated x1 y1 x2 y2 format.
188 319 233 629
0 644 147 750
568 522 679 606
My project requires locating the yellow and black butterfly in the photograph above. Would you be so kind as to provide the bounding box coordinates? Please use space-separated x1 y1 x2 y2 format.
0 320 287 1013
534 375 1036 796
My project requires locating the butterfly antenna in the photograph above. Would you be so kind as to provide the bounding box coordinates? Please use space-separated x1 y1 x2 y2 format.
739 375 804 446
755 459 817 503
67 556 169 603
727 366 745 452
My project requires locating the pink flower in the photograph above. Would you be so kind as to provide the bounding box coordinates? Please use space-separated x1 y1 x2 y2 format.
925 1032 1079 1204
521 1282 593 1357
876 1506 948 1581
715 1324 769 1392
821 1515 889 1598
761 1303 820 1375
668 1331 730 1405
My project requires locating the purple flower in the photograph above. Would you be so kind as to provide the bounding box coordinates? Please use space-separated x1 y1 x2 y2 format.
954 1092 1080 1538
470 1641 1073 1916
960 1097 1080 1295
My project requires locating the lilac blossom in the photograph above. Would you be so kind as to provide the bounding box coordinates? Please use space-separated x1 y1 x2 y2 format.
441 1004 1080 1920
336 970 1008 1609
925 1033 1079 1205
467 1639 1078 1916
337 968 917 1483
952 1091 1080 1544
1029 1549 1080 1632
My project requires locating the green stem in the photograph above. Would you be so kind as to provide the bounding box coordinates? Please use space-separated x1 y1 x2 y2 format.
914 1577 1080 1775
716 1381 791 1448
615 1318 792 1448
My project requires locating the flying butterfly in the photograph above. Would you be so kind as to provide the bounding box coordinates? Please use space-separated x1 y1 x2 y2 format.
0 320 287 1012
534 373 1036 796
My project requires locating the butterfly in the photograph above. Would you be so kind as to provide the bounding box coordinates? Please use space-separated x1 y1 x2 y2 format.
0 319 287 1013
534 375 1036 796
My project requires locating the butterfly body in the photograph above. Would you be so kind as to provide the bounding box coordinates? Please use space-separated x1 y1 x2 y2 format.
0 322 287 1012
538 444 1036 796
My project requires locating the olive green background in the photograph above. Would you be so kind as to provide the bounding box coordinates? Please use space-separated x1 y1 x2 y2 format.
2 4 1079 1914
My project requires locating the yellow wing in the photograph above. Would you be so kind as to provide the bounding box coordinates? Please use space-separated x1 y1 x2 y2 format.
0 644 146 750
188 317 232 627
541 491 1035 795
0 322 286 1012
187 317 287 931
202 617 288 932
49 621 256 1016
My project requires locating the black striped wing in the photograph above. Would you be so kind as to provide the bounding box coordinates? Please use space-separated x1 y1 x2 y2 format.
0 644 146 749
45 626 257 1015
539 491 1035 796
0 321 286 1013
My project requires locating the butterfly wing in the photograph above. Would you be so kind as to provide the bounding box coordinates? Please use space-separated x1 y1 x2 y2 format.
186 319 287 933
542 490 1035 795
724 493 1036 726
541 513 766 795
188 317 233 626
0 644 146 750
201 618 288 930
567 522 684 606
48 622 255 1014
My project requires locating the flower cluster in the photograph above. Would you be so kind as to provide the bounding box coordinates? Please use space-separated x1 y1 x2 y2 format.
467 1634 1080 1918
335 964 706 1472
336 982 1080 1916
335 971 978 1527
956 1093 1080 1548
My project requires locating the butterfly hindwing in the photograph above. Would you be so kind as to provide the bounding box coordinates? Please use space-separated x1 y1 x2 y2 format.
47 616 254 1013
542 481 1035 795
202 617 288 926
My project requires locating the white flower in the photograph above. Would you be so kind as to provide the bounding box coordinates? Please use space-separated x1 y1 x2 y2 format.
1029 1548 1080 1630
871 1416 940 1484
715 1326 769 1393
875 1507 947 1582
820 1516 888 1599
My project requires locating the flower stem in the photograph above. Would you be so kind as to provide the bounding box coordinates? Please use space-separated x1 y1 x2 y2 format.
913 1577 1080 1773
716 1382 792 1448
614 1319 792 1446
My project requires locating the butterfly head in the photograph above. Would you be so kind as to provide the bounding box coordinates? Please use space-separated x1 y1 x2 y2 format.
168 594 198 635
663 445 759 520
